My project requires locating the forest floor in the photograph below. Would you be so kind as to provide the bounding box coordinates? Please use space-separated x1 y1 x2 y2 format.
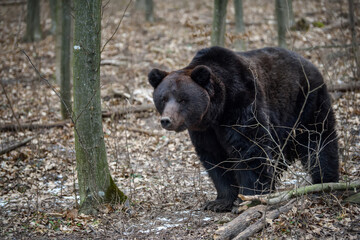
1 0 360 239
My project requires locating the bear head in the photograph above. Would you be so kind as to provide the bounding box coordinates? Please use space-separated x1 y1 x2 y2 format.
148 65 216 132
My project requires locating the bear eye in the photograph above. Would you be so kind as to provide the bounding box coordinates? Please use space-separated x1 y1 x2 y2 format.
178 98 186 104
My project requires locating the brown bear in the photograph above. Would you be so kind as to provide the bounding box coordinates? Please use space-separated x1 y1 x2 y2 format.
148 46 339 212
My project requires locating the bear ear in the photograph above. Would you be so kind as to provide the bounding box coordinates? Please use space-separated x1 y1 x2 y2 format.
190 65 211 88
148 69 168 88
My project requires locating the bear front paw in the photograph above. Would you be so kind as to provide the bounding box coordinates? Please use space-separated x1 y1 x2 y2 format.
203 199 234 212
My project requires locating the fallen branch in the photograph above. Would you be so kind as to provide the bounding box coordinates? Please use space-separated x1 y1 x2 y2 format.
239 181 360 205
100 59 127 66
214 205 266 240
328 82 360 92
0 104 155 132
102 104 154 118
0 120 69 132
233 199 296 239
117 126 163 137
0 136 35 155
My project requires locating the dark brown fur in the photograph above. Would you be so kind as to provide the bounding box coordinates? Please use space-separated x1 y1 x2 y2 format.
149 46 339 212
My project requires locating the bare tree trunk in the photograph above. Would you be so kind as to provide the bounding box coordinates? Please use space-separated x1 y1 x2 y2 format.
73 0 126 215
60 0 72 119
285 0 294 28
234 0 245 50
275 0 287 48
211 0 228 47
145 0 154 22
24 0 42 42
49 0 57 35
348 0 360 80
55 0 62 84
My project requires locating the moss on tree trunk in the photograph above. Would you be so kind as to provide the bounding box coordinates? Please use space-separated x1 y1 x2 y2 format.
73 0 126 215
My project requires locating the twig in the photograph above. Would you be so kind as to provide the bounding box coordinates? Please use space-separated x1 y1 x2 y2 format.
0 136 35 155
100 0 133 53
233 199 296 239
0 81 22 131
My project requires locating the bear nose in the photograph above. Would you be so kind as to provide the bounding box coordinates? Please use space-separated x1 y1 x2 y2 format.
160 117 172 129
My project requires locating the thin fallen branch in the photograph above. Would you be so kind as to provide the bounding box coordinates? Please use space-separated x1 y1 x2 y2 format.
0 136 35 155
102 104 154 118
0 120 70 132
100 59 127 66
328 82 360 92
233 199 296 239
214 205 267 240
118 125 162 137
0 104 155 132
239 181 360 205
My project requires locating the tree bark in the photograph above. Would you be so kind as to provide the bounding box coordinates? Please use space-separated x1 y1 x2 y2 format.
145 0 154 22
24 0 42 42
234 0 245 51
73 0 126 215
285 0 294 28
55 0 62 84
49 0 57 35
60 0 72 119
275 0 287 48
211 0 228 47
348 0 360 80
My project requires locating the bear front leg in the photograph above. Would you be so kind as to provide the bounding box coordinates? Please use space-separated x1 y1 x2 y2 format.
189 130 238 212
200 152 238 212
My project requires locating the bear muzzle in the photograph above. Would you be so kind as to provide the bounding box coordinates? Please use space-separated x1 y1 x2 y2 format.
160 117 172 129
159 115 186 132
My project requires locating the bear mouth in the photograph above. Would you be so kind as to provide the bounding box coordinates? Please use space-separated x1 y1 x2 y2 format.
175 124 187 132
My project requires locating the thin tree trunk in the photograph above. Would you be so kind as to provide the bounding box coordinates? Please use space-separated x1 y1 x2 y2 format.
234 0 245 50
211 0 228 47
60 0 72 119
145 0 154 22
24 0 42 42
55 0 62 84
73 0 126 215
275 0 287 48
285 0 294 28
348 0 360 80
49 0 57 35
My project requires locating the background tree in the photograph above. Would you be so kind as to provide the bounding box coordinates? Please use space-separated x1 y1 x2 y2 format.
49 0 57 35
73 0 126 214
234 0 245 50
211 0 228 47
145 0 154 22
348 0 360 80
136 0 155 22
24 0 42 42
275 0 287 48
60 0 72 119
